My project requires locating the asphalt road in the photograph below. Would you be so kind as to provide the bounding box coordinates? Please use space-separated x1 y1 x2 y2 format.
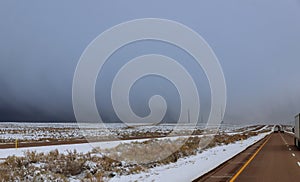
195 133 300 182
233 133 300 181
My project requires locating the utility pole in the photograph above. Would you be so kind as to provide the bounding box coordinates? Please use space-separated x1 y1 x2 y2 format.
188 109 190 123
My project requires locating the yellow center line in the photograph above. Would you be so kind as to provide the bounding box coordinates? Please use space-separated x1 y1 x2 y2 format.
230 135 272 182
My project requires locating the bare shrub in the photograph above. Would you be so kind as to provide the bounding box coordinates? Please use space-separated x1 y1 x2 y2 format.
0 129 269 181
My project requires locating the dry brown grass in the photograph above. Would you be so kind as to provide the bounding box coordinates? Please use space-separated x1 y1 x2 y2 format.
0 129 270 181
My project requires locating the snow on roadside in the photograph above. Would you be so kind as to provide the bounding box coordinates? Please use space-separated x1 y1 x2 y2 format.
0 127 271 182
226 125 267 136
110 132 271 182
0 140 143 158
254 125 268 132
0 135 201 158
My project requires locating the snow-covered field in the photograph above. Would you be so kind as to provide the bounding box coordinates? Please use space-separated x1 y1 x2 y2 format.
0 122 258 142
0 123 273 181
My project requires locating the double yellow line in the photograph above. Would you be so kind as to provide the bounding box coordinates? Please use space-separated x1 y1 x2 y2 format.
230 135 271 182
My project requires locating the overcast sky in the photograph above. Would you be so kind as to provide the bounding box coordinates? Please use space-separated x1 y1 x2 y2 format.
1 0 300 124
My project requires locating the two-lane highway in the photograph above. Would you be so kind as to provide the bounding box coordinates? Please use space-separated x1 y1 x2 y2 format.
195 132 300 182
232 133 300 181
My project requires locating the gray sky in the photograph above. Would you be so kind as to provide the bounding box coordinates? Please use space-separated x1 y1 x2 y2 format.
1 0 300 124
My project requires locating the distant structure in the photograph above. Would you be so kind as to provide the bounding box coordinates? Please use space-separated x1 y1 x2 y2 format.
188 109 190 123
219 107 224 127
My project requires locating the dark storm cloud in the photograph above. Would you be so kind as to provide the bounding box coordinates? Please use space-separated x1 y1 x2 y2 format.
0 0 300 124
